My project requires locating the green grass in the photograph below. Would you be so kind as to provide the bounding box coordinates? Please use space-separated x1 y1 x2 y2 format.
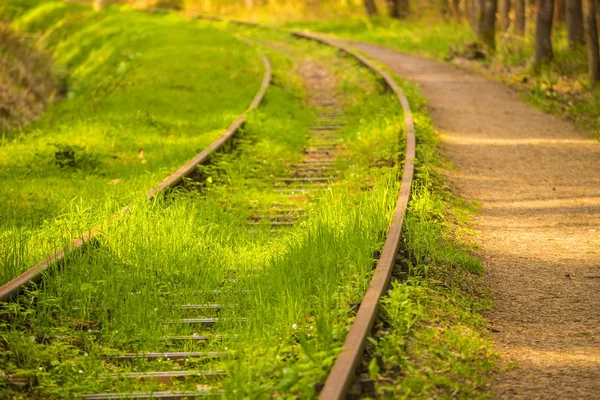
474 28 600 139
294 16 600 138
365 76 498 399
287 16 475 60
0 2 265 285
1 5 500 398
0 22 405 398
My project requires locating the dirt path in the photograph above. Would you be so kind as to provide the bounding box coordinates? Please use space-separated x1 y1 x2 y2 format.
344 41 600 399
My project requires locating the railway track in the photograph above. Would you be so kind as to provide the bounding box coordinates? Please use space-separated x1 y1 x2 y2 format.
0 17 414 400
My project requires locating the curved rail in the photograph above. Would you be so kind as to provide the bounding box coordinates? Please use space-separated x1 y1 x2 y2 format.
0 45 272 302
290 31 416 399
193 15 417 397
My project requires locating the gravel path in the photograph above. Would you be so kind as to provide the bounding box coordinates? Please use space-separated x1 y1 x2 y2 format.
344 40 600 399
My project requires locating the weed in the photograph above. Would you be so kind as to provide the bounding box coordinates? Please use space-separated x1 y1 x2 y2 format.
0 13 405 399
0 2 265 284
365 75 497 398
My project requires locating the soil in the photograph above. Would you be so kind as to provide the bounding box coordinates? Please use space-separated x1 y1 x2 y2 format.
344 41 600 399
0 25 60 134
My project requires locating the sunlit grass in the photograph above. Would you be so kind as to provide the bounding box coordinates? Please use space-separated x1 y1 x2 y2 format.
0 2 264 284
366 75 497 398
286 16 475 60
0 20 404 398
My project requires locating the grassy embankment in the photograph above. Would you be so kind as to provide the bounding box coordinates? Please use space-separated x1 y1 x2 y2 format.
0 10 407 398
287 17 600 139
0 2 266 285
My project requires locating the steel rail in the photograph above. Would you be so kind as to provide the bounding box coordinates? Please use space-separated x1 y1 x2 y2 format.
290 31 416 399
6 12 416 397
194 15 416 397
0 43 272 303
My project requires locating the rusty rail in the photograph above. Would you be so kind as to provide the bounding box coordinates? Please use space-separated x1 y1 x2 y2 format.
4 13 417 397
192 15 417 397
290 31 416 399
0 45 272 302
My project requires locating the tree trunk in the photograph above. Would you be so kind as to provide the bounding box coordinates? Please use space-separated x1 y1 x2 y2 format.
471 0 482 33
515 0 526 35
534 0 555 70
597 0 600 54
364 0 378 16
400 0 410 18
478 0 498 50
555 0 567 23
585 0 600 83
567 0 585 46
465 0 472 25
389 0 410 18
499 0 512 31
448 0 462 20
93 0 105 11
438 0 451 17
471 0 477 30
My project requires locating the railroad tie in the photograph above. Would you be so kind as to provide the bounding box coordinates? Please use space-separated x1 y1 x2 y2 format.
106 352 224 362
82 390 222 399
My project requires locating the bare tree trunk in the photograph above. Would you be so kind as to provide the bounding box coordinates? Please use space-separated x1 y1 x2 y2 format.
93 0 105 11
555 0 567 23
471 0 480 30
585 0 600 83
567 0 585 46
438 0 451 17
597 0 600 55
389 0 399 17
478 0 498 50
534 0 555 71
471 0 483 32
364 0 378 16
399 0 410 17
449 0 462 20
499 0 512 31
465 0 473 25
389 0 410 18
515 0 526 35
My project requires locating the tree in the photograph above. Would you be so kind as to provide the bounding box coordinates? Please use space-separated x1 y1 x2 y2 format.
93 0 105 11
364 0 378 16
470 0 481 30
478 0 498 50
448 0 461 20
585 0 600 84
534 0 555 71
465 0 473 25
389 0 410 18
499 0 512 31
567 0 585 46
555 0 566 23
515 0 526 35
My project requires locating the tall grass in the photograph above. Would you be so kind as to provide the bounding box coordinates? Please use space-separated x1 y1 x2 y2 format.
0 2 264 284
0 22 404 398
367 76 497 398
